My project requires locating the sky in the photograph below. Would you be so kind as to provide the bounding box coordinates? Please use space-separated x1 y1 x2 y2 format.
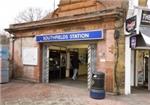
1 0 150 33
0 0 60 32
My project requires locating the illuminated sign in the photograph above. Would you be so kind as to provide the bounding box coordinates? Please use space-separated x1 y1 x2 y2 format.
126 16 136 33
36 30 103 42
130 36 137 48
141 10 150 25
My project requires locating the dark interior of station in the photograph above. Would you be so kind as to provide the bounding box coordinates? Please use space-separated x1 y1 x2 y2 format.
47 44 88 88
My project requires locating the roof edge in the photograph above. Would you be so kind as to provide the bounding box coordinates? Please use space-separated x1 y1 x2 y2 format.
5 7 124 33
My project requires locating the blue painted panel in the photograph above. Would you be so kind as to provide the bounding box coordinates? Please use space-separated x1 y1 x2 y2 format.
36 30 103 42
0 47 9 59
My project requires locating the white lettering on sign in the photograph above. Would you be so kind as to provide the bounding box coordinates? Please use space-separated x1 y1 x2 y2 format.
43 35 69 41
70 33 89 39
141 10 150 25
42 33 90 41
36 30 103 42
142 13 150 21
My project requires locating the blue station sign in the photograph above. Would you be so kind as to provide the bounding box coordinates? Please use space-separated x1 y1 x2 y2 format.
36 30 103 42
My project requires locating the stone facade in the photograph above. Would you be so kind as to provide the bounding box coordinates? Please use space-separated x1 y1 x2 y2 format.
6 0 127 93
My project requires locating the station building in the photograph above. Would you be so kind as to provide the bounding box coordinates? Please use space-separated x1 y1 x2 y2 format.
6 0 126 94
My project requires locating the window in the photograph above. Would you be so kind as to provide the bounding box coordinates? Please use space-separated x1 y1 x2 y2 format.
139 0 148 7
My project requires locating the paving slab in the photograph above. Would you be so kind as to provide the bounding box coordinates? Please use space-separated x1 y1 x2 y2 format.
1 80 150 105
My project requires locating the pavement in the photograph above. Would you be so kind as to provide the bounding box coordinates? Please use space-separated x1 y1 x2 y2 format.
0 80 150 105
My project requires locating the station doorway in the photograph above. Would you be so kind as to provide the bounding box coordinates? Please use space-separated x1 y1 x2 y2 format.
131 49 150 93
48 47 88 81
42 42 97 89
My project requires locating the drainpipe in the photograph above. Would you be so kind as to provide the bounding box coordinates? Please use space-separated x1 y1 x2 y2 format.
11 39 13 78
114 30 120 95
10 35 16 78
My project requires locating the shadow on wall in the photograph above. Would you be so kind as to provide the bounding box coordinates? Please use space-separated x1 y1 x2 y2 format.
13 62 24 79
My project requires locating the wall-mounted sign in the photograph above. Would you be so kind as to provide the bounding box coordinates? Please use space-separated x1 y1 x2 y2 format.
141 10 150 25
36 30 103 42
126 16 136 33
130 36 137 48
22 47 38 65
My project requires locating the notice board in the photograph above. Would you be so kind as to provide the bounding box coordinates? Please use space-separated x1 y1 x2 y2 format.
22 47 38 65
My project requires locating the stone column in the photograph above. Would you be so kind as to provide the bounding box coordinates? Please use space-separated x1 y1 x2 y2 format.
42 45 49 83
148 56 150 90
87 44 97 89
125 36 131 95
66 49 70 77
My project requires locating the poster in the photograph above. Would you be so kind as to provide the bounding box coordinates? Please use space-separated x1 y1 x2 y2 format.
0 46 9 59
22 47 38 65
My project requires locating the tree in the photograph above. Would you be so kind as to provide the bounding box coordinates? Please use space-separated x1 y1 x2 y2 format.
0 30 9 37
15 8 48 23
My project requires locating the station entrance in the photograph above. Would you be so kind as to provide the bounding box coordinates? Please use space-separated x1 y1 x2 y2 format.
131 49 150 93
42 42 97 89
48 46 88 81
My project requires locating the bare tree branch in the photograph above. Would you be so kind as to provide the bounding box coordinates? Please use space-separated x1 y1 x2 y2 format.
15 7 48 23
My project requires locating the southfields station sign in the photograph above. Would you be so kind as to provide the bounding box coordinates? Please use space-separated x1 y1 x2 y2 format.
36 30 103 42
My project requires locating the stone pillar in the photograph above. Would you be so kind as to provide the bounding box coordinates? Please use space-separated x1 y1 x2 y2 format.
87 44 97 89
148 57 150 90
125 36 131 95
42 45 49 83
66 49 70 77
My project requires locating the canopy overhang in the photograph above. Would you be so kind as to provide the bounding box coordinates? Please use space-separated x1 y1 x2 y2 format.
140 26 150 46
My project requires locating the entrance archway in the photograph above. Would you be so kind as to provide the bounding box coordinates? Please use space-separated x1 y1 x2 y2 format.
42 42 97 89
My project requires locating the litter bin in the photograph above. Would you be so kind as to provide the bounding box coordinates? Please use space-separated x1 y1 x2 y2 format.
90 71 105 99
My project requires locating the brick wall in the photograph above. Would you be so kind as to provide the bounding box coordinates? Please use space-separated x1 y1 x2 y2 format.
13 37 40 82
53 0 123 18
96 30 115 92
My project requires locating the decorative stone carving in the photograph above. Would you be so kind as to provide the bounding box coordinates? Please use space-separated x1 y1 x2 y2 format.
59 0 86 5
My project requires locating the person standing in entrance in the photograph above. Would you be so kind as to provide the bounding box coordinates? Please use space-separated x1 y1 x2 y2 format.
71 54 80 80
